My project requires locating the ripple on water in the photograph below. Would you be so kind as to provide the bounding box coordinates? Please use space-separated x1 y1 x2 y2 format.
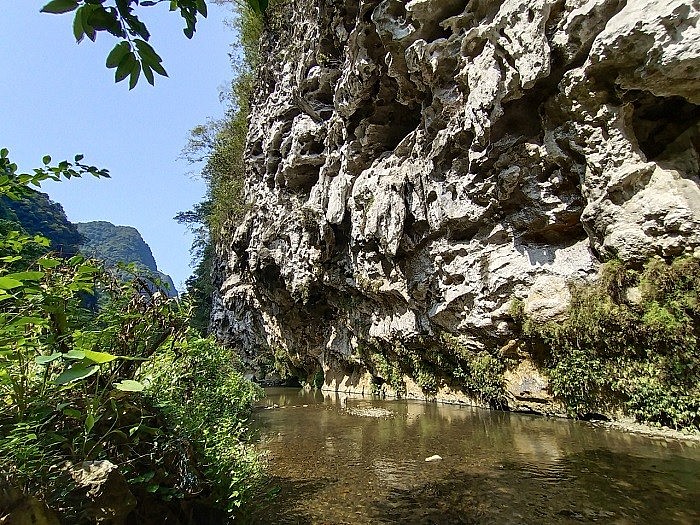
249 388 700 524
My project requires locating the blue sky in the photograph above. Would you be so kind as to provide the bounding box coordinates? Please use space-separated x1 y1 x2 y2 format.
0 1 238 290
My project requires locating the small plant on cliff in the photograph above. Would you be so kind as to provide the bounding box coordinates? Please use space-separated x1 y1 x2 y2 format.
523 257 700 430
439 332 508 408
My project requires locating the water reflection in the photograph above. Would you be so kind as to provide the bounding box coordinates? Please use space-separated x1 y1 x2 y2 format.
248 388 700 524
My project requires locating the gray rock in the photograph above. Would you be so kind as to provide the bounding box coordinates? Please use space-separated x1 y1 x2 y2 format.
212 0 700 415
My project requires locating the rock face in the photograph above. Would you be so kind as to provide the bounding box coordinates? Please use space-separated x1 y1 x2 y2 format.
212 0 700 412
77 221 178 297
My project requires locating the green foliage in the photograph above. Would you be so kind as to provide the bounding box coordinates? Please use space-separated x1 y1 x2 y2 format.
41 1 272 88
176 2 269 330
143 337 263 512
523 257 700 430
439 333 508 408
0 189 83 257
77 221 157 270
76 221 177 297
41 0 210 88
0 153 262 520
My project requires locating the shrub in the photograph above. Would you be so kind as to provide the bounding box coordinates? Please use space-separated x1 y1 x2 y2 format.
523 257 700 430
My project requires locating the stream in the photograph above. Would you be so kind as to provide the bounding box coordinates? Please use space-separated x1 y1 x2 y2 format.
249 388 700 524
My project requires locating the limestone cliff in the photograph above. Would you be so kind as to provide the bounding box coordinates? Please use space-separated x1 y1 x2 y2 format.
212 0 700 414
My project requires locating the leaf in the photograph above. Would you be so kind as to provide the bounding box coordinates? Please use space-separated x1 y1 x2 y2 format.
55 364 98 385
142 63 155 86
63 407 82 418
134 39 161 63
115 380 145 392
106 42 130 69
37 257 61 268
196 0 207 17
36 353 62 365
9 271 44 281
115 52 137 83
63 350 86 360
42 155 52 165
73 9 85 42
128 61 141 90
40 0 79 14
0 276 22 290
247 0 261 15
67 254 86 265
82 349 117 364
13 316 46 327
85 413 95 433
150 60 168 78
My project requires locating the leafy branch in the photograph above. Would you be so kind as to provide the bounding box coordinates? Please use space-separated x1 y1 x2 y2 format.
40 0 271 89
40 0 209 88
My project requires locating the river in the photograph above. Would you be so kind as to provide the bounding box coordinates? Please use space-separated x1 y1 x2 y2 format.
248 388 700 524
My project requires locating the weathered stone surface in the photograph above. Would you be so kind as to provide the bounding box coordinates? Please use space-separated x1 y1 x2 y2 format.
0 481 59 525
212 0 700 415
70 461 136 524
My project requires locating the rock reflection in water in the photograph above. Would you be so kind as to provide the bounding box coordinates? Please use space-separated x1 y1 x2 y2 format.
248 388 700 524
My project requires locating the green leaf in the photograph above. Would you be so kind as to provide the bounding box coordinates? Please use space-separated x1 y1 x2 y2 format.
115 380 145 392
149 60 168 78
0 276 22 290
63 407 82 418
67 254 86 265
196 0 207 17
128 61 141 90
36 353 62 365
40 0 79 14
247 0 261 15
63 350 86 360
115 52 137 83
85 413 95 433
14 316 46 327
74 4 99 41
106 42 130 69
73 9 85 42
142 63 155 85
9 271 44 281
42 155 52 165
55 364 98 385
134 39 162 64
37 257 61 268
82 349 117 364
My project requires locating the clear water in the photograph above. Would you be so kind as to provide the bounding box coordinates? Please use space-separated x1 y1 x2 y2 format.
249 388 700 524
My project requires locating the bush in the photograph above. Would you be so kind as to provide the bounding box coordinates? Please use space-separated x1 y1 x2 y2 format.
0 155 264 521
523 257 700 429
143 336 264 513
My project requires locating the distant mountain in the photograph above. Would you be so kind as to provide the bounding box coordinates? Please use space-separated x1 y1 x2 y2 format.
0 189 82 256
76 221 177 297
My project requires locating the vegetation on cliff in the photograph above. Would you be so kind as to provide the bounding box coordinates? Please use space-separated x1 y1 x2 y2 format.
0 189 83 257
76 221 177 297
518 257 700 431
178 0 277 331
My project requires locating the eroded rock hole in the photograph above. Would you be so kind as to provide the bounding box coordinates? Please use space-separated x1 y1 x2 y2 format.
628 91 700 160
